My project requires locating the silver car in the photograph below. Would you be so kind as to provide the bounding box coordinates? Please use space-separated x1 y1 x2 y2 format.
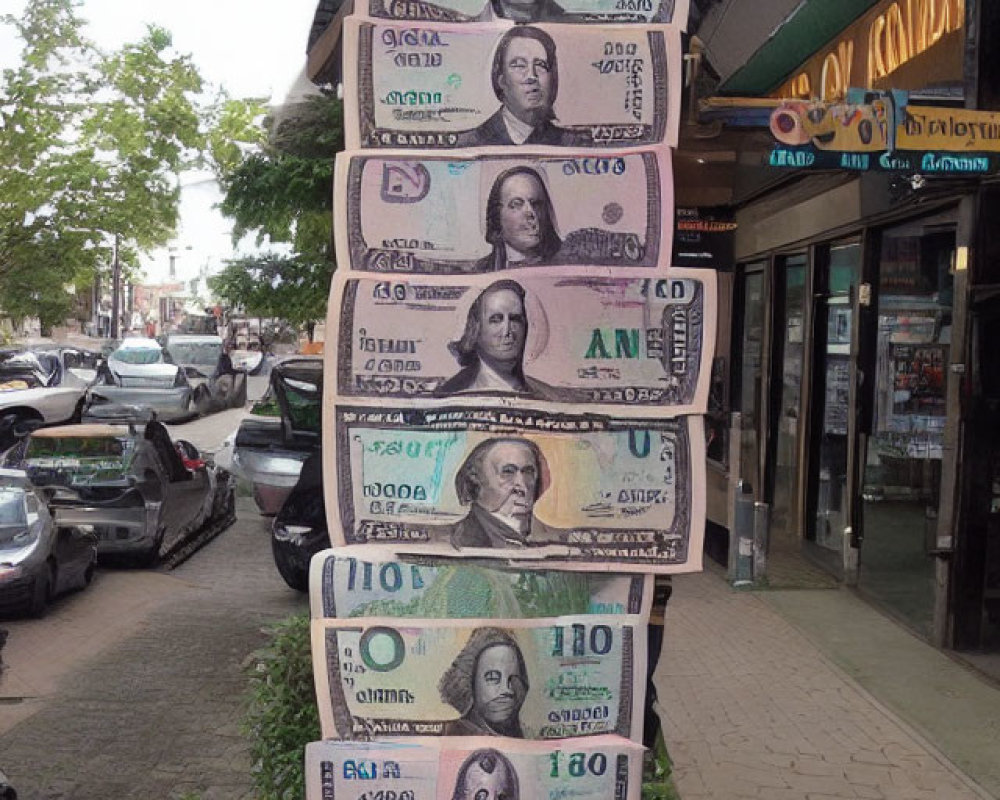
85 338 193 422
6 419 235 565
0 468 97 617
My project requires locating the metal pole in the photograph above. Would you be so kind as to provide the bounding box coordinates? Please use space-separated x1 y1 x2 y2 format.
732 481 755 586
110 235 121 339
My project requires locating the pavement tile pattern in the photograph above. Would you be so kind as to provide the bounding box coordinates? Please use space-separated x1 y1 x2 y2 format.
0 499 307 799
657 571 995 800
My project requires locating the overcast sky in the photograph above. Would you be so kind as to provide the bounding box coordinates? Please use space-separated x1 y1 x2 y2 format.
2 0 320 284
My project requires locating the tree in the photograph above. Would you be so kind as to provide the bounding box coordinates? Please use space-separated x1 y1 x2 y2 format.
209 253 333 339
0 0 206 331
212 92 344 339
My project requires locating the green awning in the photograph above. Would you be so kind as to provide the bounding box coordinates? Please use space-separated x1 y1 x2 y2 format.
720 0 881 95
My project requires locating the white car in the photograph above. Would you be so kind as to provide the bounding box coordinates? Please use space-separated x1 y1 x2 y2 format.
0 348 100 449
85 338 194 422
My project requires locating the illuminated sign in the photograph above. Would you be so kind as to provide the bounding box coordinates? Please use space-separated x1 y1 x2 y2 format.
775 0 964 101
768 93 999 174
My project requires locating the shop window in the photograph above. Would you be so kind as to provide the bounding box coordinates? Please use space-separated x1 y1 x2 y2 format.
861 211 956 638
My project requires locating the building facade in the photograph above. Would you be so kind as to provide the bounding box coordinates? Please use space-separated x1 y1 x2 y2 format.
697 0 1000 654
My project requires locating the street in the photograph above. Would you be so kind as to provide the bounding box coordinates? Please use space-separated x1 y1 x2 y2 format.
0 375 309 799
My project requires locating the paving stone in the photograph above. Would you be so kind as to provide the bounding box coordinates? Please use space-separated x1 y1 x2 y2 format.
0 499 307 798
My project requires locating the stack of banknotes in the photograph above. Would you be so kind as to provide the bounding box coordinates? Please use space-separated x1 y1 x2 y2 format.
323 0 713 573
310 0 707 795
305 548 654 797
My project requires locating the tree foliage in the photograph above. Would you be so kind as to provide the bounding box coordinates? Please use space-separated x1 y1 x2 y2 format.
209 253 333 333
212 92 344 336
0 0 207 329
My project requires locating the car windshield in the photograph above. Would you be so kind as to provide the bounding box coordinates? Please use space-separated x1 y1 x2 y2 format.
113 347 162 365
0 489 27 527
166 341 221 366
0 372 44 390
283 379 321 433
26 436 129 459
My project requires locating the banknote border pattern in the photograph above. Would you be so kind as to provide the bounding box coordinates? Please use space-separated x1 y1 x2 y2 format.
344 151 664 273
334 405 693 565
322 622 638 740
318 554 651 617
336 276 705 407
355 23 670 149
364 0 679 23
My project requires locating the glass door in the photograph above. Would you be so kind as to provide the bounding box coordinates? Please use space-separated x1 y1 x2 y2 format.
770 254 808 550
737 266 766 496
859 213 955 638
807 242 861 561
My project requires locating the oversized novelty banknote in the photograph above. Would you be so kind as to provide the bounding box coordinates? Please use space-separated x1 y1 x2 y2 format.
309 546 654 619
335 149 674 273
322 404 706 573
359 0 689 26
329 270 714 414
312 614 646 740
305 735 645 800
344 19 682 149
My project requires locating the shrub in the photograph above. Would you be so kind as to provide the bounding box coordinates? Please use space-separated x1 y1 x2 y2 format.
244 613 320 800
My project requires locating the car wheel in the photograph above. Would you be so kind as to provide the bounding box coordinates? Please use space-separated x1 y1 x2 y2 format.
271 537 308 592
194 386 213 417
83 556 96 586
231 372 248 408
137 525 166 568
28 562 56 618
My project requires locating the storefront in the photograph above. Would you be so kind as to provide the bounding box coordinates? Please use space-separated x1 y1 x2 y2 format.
701 0 1000 653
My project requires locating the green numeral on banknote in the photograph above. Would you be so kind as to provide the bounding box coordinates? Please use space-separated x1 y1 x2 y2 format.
348 558 426 593
552 623 613 657
360 627 407 671
549 751 609 777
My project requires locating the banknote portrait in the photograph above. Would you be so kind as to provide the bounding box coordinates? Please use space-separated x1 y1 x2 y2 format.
439 627 529 737
349 20 681 150
436 279 558 399
490 0 566 21
449 436 556 548
464 27 581 147
450 749 521 800
477 167 562 271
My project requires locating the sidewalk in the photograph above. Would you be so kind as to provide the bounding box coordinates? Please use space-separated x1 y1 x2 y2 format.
656 569 1000 800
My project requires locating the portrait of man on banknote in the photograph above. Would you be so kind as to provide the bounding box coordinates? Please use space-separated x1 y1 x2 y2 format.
477 167 562 271
436 279 556 398
447 436 555 548
439 627 529 737
462 27 581 147
450 748 521 800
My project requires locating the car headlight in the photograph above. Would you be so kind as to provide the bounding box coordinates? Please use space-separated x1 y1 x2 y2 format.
9 528 39 548
275 524 312 544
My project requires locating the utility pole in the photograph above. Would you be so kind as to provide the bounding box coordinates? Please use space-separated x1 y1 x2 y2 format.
110 234 121 339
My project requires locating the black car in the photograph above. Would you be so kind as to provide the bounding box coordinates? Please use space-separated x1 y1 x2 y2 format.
271 452 327 592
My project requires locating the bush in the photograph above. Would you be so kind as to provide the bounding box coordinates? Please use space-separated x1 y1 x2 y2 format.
244 613 320 800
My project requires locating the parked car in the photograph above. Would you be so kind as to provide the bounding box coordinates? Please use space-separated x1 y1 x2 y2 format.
85 338 193 422
0 766 15 799
0 468 97 617
0 349 100 450
3 417 235 565
271 452 327 592
230 347 264 375
231 357 321 515
161 334 247 414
